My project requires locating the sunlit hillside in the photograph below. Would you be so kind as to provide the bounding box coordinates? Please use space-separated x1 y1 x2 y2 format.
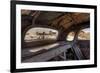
67 28 90 41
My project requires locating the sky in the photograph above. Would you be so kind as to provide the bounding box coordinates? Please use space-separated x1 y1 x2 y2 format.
82 28 90 33
26 27 58 35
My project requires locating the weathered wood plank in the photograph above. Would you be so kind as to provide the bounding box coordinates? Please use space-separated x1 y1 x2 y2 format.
23 43 71 62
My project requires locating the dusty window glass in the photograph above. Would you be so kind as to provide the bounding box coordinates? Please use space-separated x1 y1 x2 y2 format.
66 32 75 41
24 27 58 42
78 28 90 40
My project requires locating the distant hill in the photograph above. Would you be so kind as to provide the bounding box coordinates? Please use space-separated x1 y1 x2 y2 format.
67 30 90 40
78 30 90 40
